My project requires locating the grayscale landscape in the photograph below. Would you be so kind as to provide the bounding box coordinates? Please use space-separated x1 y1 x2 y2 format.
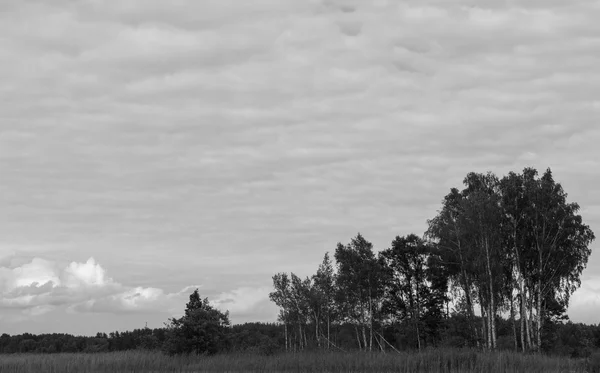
1 0 599 372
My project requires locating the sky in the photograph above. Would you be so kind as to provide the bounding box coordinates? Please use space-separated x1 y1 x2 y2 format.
1 0 599 336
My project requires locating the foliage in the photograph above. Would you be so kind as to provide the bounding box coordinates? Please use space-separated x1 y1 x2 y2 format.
589 350 600 373
267 166 594 355
162 289 230 356
1 320 600 360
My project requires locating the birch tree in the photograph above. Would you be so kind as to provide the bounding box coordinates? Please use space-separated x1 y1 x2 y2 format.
313 252 336 349
460 173 506 350
380 234 448 350
334 233 385 351
269 273 292 351
522 168 595 351
426 188 478 346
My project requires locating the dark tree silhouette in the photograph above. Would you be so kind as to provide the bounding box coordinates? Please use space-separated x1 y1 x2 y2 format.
163 289 230 355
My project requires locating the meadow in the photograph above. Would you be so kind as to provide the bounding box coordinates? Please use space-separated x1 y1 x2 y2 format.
0 348 595 373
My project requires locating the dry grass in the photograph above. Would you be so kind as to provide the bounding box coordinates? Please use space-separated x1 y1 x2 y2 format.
0 348 588 372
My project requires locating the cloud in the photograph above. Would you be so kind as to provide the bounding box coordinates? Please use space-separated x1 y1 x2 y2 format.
0 257 59 292
69 286 167 314
212 286 278 323
0 255 271 327
62 257 109 288
568 275 600 323
0 257 195 316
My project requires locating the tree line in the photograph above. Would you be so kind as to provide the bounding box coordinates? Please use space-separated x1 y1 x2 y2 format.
269 167 595 353
2 320 600 357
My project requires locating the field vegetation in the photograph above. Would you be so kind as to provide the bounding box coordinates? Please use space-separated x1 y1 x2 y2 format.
0 348 596 373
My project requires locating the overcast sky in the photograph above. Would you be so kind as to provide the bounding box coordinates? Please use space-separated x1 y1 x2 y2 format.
1 0 599 336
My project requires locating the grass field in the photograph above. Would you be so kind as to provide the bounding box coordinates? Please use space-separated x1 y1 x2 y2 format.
0 348 592 373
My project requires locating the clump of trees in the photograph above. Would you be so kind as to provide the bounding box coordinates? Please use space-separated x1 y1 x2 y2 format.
162 289 231 355
269 167 595 353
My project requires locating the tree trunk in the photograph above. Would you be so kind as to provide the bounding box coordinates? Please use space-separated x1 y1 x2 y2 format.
284 323 288 352
369 296 373 352
526 292 533 350
491 302 497 349
517 273 527 351
376 332 384 352
487 304 492 349
304 326 308 349
315 313 320 348
327 310 331 350
484 236 497 349
461 269 476 346
455 233 476 346
355 324 362 351
362 324 368 352
516 262 527 352
512 213 525 352
416 321 421 351
480 302 488 349
416 277 422 351
360 299 368 351
520 293 526 352
510 296 517 351
536 251 543 352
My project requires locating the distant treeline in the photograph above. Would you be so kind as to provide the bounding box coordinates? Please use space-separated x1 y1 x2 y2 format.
0 315 600 357
1 319 599 358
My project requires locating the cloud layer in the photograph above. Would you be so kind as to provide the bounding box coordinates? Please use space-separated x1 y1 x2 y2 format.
0 256 181 314
1 0 599 330
0 255 276 334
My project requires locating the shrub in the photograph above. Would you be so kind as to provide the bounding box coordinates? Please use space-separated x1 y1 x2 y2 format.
588 351 600 373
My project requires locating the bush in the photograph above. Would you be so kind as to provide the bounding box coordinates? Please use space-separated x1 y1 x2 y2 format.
588 351 600 373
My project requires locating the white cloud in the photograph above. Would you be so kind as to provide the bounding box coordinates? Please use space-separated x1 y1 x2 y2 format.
0 257 195 317
0 255 267 328
18 259 59 283
0 258 60 292
62 257 109 288
568 276 600 322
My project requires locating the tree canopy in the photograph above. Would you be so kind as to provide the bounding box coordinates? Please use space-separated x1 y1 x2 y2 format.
163 289 230 355
270 167 595 353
